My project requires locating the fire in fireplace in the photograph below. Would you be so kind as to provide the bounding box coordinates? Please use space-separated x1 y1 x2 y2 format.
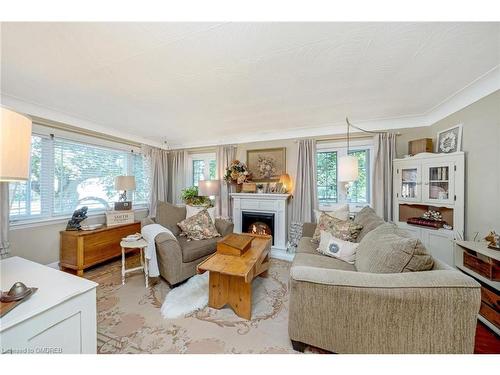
242 211 275 245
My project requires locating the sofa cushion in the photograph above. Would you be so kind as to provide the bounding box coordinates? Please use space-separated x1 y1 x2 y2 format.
317 230 359 264
353 206 385 242
156 201 186 236
355 223 434 273
313 204 349 222
296 236 318 255
177 209 221 241
292 252 356 272
312 213 363 243
177 236 218 263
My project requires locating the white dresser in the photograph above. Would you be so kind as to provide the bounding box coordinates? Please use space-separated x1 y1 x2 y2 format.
0 257 98 354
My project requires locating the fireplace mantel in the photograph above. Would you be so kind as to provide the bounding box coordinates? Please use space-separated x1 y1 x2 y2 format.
231 193 292 261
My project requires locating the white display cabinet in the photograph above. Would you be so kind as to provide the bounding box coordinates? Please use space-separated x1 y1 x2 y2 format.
393 152 465 266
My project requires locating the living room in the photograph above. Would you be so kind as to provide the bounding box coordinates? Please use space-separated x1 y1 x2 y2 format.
1 1 499 372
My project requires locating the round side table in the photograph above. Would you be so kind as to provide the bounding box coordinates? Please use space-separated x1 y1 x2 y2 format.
120 238 149 287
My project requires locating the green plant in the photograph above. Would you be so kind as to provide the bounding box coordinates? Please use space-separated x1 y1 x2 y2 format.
181 186 211 206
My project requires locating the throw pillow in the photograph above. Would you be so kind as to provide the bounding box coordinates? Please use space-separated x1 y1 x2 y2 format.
177 209 221 241
311 212 363 243
353 206 385 242
317 230 359 264
355 223 434 273
313 204 349 222
156 201 187 236
186 205 216 223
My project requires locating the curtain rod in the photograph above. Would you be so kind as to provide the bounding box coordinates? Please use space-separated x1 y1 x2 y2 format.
30 115 142 148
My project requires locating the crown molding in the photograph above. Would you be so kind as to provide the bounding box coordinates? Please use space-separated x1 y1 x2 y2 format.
172 65 500 149
2 65 499 150
0 93 166 149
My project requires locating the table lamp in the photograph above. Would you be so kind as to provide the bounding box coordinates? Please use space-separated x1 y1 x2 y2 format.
114 175 136 210
198 180 220 207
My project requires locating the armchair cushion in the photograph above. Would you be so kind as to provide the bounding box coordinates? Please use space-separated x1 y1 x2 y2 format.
355 223 434 273
156 201 186 236
177 236 218 262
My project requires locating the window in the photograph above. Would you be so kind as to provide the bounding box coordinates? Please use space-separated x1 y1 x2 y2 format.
316 142 373 209
317 151 338 203
188 153 216 186
9 134 149 222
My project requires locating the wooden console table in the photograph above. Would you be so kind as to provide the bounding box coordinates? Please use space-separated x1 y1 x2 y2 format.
60 222 141 276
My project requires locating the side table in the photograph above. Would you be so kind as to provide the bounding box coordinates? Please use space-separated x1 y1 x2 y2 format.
120 239 149 287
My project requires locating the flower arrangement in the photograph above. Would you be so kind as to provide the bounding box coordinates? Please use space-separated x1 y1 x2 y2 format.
257 155 277 179
224 160 250 184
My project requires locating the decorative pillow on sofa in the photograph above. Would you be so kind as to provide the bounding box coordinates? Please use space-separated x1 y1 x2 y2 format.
312 213 363 243
355 223 434 273
353 206 385 242
177 209 221 241
313 204 349 223
186 204 216 223
317 230 359 264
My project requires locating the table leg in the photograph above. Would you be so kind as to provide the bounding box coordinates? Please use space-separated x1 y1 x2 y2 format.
143 248 149 288
208 272 252 320
121 247 125 285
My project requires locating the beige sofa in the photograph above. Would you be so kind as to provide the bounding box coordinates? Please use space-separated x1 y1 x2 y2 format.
141 201 233 286
288 207 481 354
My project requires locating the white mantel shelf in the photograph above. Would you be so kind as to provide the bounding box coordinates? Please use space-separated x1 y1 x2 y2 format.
231 193 293 261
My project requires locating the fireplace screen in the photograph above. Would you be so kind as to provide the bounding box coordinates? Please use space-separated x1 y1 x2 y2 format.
242 211 275 245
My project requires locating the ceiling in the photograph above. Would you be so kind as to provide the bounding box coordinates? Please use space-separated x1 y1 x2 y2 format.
1 22 499 148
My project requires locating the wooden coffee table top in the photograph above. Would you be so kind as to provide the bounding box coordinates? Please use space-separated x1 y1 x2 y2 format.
197 234 271 283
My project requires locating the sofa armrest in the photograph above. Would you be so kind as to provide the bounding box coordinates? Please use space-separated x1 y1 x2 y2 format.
288 266 481 353
215 218 234 237
141 217 155 228
290 266 481 289
301 222 317 238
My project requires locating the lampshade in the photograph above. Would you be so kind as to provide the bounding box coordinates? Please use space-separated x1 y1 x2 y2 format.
0 108 32 181
198 180 220 196
279 173 292 193
115 176 136 191
338 155 359 182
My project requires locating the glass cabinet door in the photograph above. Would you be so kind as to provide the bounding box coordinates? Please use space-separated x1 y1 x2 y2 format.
423 163 454 204
400 166 420 201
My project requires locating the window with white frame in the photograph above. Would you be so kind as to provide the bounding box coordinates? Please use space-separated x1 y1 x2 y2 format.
316 140 373 210
188 153 217 186
9 133 149 222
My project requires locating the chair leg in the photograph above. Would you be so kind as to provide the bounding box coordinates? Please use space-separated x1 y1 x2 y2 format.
291 340 306 352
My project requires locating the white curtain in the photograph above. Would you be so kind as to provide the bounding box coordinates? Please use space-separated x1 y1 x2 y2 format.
0 182 10 258
373 133 397 221
142 145 169 218
168 150 186 205
216 145 237 219
291 139 318 223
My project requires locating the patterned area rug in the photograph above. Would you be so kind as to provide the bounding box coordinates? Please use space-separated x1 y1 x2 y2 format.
85 254 302 354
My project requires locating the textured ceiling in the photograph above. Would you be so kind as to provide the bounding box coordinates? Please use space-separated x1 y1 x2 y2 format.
1 22 499 147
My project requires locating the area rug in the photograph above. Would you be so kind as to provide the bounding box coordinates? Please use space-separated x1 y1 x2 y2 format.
84 253 305 354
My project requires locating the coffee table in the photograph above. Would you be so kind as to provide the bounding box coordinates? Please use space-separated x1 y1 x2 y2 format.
197 233 271 320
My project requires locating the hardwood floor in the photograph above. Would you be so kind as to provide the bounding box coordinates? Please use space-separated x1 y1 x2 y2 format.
474 321 500 354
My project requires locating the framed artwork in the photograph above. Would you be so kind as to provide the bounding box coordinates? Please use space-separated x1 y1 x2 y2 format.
246 147 286 182
436 124 462 153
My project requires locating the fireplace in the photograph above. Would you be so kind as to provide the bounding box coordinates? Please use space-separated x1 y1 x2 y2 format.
242 211 275 245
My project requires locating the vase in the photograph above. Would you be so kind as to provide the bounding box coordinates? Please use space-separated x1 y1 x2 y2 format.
235 183 242 193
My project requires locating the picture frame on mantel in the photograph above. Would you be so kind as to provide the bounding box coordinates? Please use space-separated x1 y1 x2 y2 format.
246 147 286 182
436 124 463 153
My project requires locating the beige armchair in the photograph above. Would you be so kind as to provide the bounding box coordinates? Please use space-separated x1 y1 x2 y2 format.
141 201 233 286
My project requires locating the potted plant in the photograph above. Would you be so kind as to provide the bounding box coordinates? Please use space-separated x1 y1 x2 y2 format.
181 186 211 207
224 160 251 192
